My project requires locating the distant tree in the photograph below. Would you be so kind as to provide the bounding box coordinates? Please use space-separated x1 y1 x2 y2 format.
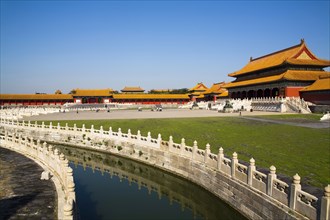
148 90 170 94
170 88 188 94
55 90 62 94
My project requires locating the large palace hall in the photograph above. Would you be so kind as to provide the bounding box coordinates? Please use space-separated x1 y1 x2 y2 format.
1 40 329 106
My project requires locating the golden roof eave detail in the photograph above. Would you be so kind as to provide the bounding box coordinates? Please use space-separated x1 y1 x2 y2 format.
228 40 330 77
224 70 330 89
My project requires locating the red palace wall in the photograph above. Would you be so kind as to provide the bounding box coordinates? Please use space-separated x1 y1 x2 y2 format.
300 92 330 105
285 87 304 97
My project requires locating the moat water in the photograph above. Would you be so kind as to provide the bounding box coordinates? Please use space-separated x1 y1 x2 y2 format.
56 145 247 220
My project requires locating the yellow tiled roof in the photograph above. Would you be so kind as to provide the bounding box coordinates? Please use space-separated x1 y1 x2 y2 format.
224 70 330 88
113 94 189 99
203 82 227 94
189 92 203 96
286 58 330 66
229 40 330 77
71 89 114 96
195 94 205 99
121 86 145 92
0 94 73 100
189 82 208 92
284 70 329 81
300 74 330 92
219 90 229 97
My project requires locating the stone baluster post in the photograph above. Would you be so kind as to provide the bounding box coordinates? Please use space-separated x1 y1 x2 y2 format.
73 124 77 133
91 125 94 134
320 185 330 220
248 158 256 186
82 124 86 133
217 147 224 171
109 127 113 137
204 144 210 163
118 128 122 138
192 140 198 160
36 139 41 149
35 121 38 128
267 165 276 196
231 152 238 178
41 121 45 130
168 136 173 150
180 138 185 155
65 123 68 131
137 130 141 141
147 132 151 142
128 129 131 139
49 122 53 129
22 120 25 127
48 144 53 154
57 123 61 130
100 126 104 136
54 148 59 159
157 134 162 148
4 131 8 142
28 120 31 128
59 153 65 172
289 174 301 210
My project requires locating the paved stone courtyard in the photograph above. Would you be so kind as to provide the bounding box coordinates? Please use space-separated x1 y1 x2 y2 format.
25 108 282 121
0 147 56 220
24 109 329 128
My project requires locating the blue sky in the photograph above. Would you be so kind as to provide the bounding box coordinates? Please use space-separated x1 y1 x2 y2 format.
1 1 329 94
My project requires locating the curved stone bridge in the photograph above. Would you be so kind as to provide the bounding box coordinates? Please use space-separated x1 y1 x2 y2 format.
1 118 329 220
0 129 76 220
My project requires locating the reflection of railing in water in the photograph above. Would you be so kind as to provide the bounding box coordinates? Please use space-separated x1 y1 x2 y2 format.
57 145 244 220
1 118 330 220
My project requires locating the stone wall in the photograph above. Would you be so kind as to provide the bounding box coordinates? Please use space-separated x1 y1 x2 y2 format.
0 130 76 220
1 118 329 220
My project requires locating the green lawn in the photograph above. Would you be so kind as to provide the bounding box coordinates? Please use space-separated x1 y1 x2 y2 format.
253 113 324 122
39 116 330 188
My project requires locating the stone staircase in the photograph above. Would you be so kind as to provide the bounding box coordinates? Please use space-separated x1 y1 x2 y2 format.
285 97 311 113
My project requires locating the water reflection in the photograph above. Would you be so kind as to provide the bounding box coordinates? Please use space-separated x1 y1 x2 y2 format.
55 145 247 220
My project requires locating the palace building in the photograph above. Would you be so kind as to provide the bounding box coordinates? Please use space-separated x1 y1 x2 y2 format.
0 94 72 106
188 82 208 101
121 86 145 94
112 94 189 104
1 40 329 107
300 74 330 105
70 88 114 104
224 40 330 99
0 88 190 106
197 82 228 102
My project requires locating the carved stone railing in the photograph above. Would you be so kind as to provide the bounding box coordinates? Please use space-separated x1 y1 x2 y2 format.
0 130 76 220
0 118 329 220
286 97 312 113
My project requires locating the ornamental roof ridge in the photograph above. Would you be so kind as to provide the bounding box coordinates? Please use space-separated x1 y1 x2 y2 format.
250 41 303 62
228 39 330 77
